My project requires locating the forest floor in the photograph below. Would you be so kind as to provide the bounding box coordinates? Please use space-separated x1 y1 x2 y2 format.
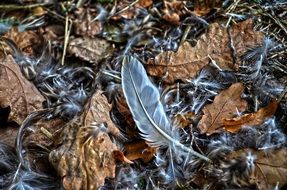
0 0 287 189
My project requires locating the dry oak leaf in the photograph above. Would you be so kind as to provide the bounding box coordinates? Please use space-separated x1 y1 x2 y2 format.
49 122 117 190
84 90 121 138
228 148 287 190
68 37 114 64
198 83 248 135
146 19 264 83
0 55 44 125
223 100 278 133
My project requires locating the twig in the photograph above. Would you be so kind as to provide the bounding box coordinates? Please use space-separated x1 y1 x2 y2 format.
113 0 140 16
61 16 72 65
40 127 53 139
0 3 52 10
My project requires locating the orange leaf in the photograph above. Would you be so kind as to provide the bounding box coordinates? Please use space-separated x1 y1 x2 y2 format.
113 150 134 164
125 141 157 163
197 83 248 135
223 100 278 133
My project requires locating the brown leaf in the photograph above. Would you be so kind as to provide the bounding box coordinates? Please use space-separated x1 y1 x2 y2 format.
228 148 287 190
198 83 248 135
68 37 114 64
162 1 184 25
73 7 102 37
113 150 134 164
223 100 278 133
49 122 117 190
124 141 157 163
115 91 138 137
4 28 43 56
193 0 223 16
146 19 264 83
138 0 153 8
0 55 44 125
84 90 121 138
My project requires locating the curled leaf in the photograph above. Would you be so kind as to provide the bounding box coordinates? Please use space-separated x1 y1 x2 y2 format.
223 100 278 133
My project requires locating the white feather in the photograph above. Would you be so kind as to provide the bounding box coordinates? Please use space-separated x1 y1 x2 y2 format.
121 55 211 162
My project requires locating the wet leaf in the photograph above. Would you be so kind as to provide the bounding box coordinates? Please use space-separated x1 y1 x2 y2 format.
146 19 264 83
0 55 44 125
49 122 117 190
228 148 287 190
223 100 278 133
68 37 114 64
198 83 248 135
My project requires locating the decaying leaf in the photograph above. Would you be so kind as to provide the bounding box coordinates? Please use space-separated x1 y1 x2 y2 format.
146 19 264 83
84 90 121 138
193 0 223 16
223 100 278 133
68 37 114 64
124 141 157 163
4 28 43 56
49 122 117 190
0 55 44 125
73 7 103 37
228 148 287 190
198 83 248 135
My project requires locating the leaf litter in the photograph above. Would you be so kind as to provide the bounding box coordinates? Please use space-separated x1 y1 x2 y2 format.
0 0 286 190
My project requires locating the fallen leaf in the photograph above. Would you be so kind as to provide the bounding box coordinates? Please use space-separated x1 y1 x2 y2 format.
228 148 287 190
198 83 248 135
138 0 153 8
113 150 134 164
162 1 184 25
0 55 44 125
229 19 265 63
124 140 157 163
68 37 114 64
174 111 196 128
0 123 18 147
49 122 117 190
114 90 137 137
146 19 264 83
42 25 65 42
193 0 223 16
4 28 43 56
223 100 278 133
84 90 121 138
73 7 102 37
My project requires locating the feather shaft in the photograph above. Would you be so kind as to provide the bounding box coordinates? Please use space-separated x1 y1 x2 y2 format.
121 55 211 162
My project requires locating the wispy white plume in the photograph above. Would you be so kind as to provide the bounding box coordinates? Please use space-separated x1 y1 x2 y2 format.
121 55 210 162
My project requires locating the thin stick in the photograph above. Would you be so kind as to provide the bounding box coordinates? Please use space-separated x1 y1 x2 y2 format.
0 3 51 10
113 0 140 16
61 16 72 65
